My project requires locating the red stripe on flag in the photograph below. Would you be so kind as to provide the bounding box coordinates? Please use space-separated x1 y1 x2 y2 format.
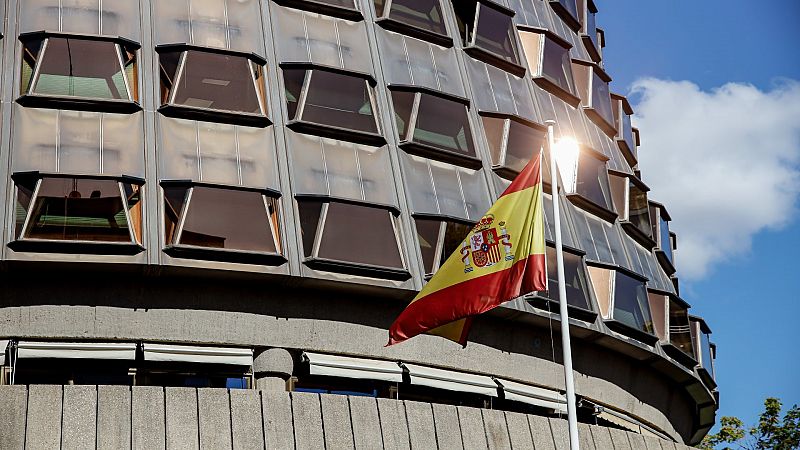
387 253 546 346
499 152 542 198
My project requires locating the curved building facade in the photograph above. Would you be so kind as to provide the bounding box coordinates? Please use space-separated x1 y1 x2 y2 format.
0 0 718 447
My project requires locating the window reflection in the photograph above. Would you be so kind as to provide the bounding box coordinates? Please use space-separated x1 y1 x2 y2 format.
452 0 522 74
612 271 654 334
374 0 448 40
543 246 592 310
575 152 613 211
668 298 694 359
414 217 473 276
627 180 652 239
481 114 546 180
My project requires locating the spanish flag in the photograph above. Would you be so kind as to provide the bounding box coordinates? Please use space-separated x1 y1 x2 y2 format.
388 152 547 346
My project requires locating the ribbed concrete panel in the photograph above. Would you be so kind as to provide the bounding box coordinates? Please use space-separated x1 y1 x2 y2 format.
609 427 634 450
198 388 233 450
132 386 166 450
505 411 535 449
528 415 556 449
550 417 570 450
230 390 265 450
348 396 383 450
660 439 679 450
320 393 356 449
61 385 97 450
377 397 411 450
0 386 28 450
291 392 325 450
643 434 667 450
457 406 489 450
25 385 63 450
432 403 464 449
577 423 597 450
262 391 295 449
588 424 614 450
628 430 648 449
405 400 437 450
165 387 199 450
97 386 131 450
482 409 512 450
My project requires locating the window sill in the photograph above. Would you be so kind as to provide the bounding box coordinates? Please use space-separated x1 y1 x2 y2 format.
532 76 581 108
8 239 145 256
376 17 453 48
620 221 656 249
661 342 698 370
304 258 411 281
583 106 617 137
287 120 386 147
17 94 142 114
696 367 717 392
527 295 598 323
164 245 287 266
580 34 601 63
615 137 637 168
654 249 676 276
158 104 270 128
547 0 581 32
603 318 659 345
565 193 617 223
399 141 482 170
463 46 526 78
272 0 364 21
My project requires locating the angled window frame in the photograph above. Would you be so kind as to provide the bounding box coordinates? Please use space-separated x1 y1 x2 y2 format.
160 181 287 265
518 26 581 107
610 92 636 167
529 243 598 322
613 171 655 248
156 44 270 128
452 0 526 77
282 62 385 146
478 111 546 180
548 0 581 32
412 213 474 279
561 146 617 222
296 195 411 281
689 315 716 390
648 200 676 275
374 0 453 47
578 0 600 62
571 59 615 136
9 171 145 255
657 293 697 368
17 31 142 114
390 84 480 168
272 0 364 21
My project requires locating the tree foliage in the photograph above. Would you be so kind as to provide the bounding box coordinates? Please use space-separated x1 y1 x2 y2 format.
699 397 800 450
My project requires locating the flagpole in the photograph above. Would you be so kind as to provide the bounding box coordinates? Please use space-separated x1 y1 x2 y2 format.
545 120 580 450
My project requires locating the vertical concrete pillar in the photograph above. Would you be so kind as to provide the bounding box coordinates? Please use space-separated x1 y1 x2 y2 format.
253 348 293 392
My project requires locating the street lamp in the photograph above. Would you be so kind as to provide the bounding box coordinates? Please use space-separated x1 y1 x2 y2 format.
545 120 580 450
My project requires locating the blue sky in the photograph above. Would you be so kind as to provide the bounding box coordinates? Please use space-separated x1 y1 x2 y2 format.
597 0 800 433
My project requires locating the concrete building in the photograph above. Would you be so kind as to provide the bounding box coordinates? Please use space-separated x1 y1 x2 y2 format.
0 0 717 448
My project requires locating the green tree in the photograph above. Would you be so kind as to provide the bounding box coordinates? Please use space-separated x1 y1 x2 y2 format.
699 398 800 450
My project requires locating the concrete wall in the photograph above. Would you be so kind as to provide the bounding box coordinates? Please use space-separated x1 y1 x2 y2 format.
0 385 697 450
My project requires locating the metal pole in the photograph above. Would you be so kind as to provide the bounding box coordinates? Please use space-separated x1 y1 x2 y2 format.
545 120 580 450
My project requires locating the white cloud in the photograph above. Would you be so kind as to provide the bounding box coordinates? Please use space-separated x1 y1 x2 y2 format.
630 78 800 280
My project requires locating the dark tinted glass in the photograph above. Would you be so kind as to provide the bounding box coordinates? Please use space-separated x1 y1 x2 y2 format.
415 218 441 274
164 187 189 245
452 1 478 45
440 221 471 266
177 188 279 253
558 0 579 21
27 38 132 100
473 4 520 64
542 38 576 94
317 202 404 268
379 0 447 36
413 94 475 157
392 90 417 140
591 72 614 127
25 178 133 242
585 9 597 47
505 121 545 175
283 69 307 120
314 0 357 7
612 271 654 333
700 331 713 375
669 301 694 358
167 51 262 114
301 70 378 133
628 182 651 237
545 246 592 309
620 107 634 150
15 183 35 239
660 217 673 262
415 218 472 275
576 153 611 209
298 199 325 258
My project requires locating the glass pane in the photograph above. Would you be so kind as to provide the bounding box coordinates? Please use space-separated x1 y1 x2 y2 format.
283 69 307 121
558 0 579 21
317 202 404 268
660 216 673 262
164 186 190 245
31 38 131 100
179 188 278 253
613 271 654 334
701 331 713 374
669 300 694 358
440 221 472 267
123 183 144 245
474 4 519 64
25 178 132 242
413 94 475 157
591 72 614 127
415 218 441 274
452 1 477 45
576 152 612 209
482 116 506 167
542 38 575 94
545 246 591 309
386 0 447 35
298 199 325 258
301 71 378 134
15 182 36 239
392 90 417 140
170 51 262 114
628 181 651 238
505 120 545 175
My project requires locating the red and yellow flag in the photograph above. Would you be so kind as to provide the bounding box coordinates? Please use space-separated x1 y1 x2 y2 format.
388 152 547 346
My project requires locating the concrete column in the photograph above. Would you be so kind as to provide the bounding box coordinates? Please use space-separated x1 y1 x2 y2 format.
253 348 293 392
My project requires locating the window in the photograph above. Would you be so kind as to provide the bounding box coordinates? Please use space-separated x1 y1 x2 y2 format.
11 175 144 254
621 177 654 246
649 202 675 274
533 246 594 317
480 113 546 180
452 0 524 76
611 94 636 166
272 0 363 21
374 0 450 46
297 199 410 280
414 217 473 276
589 265 657 343
162 184 284 264
518 28 580 106
283 64 383 145
559 149 615 220
158 46 268 127
661 296 696 366
391 87 477 167
690 316 715 387
548 0 580 31
19 33 140 113
571 60 615 135
578 0 600 62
